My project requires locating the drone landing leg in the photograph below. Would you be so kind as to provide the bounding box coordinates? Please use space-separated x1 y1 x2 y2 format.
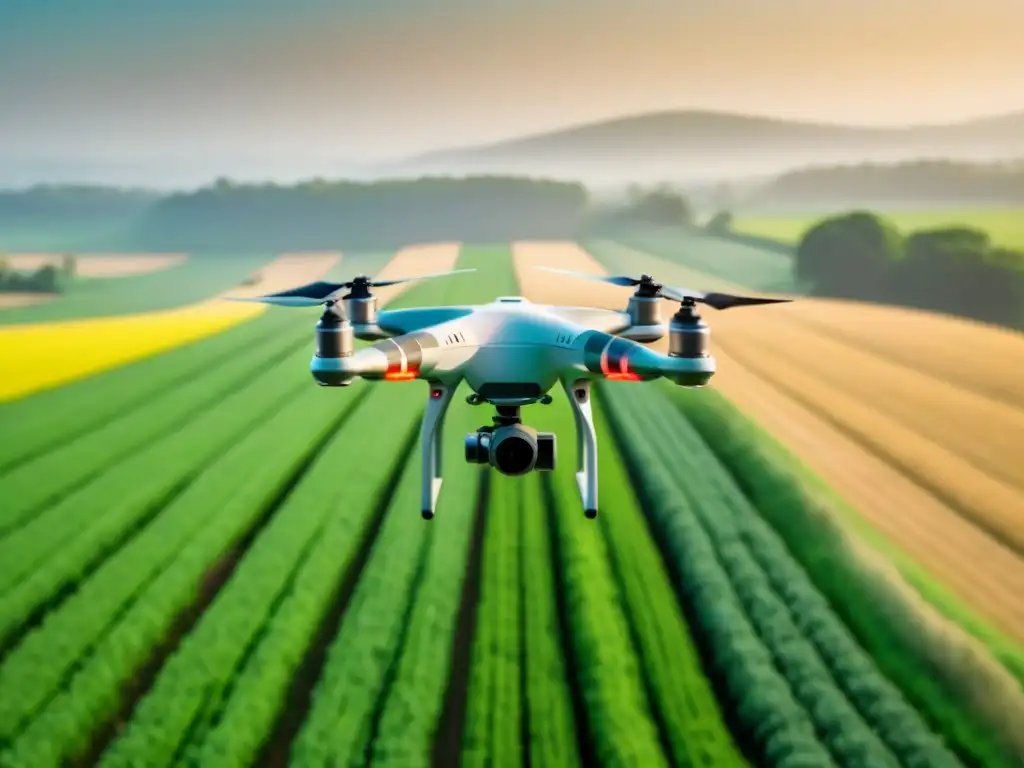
421 381 454 520
563 379 598 519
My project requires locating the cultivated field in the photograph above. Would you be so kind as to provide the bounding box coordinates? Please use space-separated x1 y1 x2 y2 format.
734 207 1024 248
578 236 1024 640
1 240 1022 767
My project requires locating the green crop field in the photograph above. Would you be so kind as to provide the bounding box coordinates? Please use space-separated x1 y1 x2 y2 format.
0 242 1021 768
734 207 1024 249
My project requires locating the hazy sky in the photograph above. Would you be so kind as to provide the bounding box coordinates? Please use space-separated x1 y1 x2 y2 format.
2 0 1023 180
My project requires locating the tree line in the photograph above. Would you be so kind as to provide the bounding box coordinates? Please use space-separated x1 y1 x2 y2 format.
0 255 76 294
744 158 1024 208
793 212 1024 327
0 177 698 250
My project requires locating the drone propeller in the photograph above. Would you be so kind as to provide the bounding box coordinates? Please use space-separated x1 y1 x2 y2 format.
230 268 477 307
534 267 791 310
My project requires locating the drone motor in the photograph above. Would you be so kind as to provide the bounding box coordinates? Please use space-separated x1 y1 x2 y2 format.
312 302 356 387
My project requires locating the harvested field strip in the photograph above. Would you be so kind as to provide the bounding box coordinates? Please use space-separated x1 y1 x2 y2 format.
708 311 1024 493
713 334 1024 556
0 319 310 535
601 384 966 767
665 382 1024 760
0 345 314 650
603 233 1024 428
461 473 525 768
8 253 189 278
774 298 1024 411
706 346 1024 645
531 394 670 768
0 382 366 766
0 308 298 472
94 384 420 768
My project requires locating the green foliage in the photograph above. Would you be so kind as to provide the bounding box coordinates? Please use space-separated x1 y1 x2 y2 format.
585 186 696 233
531 393 671 768
520 472 583 767
0 378 364 766
749 158 1024 209
893 226 1024 325
795 211 905 297
705 210 734 234
0 310 296 470
601 381 964 768
0 315 307 535
137 176 590 250
0 255 75 294
667 383 1024 765
591 413 748 767
461 473 526 768
96 386 417 768
795 213 1024 326
0 343 314 651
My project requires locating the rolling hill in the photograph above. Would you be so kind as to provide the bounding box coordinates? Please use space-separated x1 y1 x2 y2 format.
384 109 1024 185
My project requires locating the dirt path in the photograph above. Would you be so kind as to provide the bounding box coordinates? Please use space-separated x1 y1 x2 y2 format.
511 240 1024 641
8 253 188 278
0 294 58 310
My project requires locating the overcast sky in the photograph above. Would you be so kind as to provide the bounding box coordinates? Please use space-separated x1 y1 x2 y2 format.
2 0 1023 182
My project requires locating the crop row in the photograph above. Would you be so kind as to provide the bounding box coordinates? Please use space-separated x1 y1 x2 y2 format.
600 382 961 768
0 342 316 651
589 414 747 767
365 394 484 768
531 397 670 768
0 316 310 535
461 469 583 768
290 246 511 765
667 383 1024 766
97 382 422 768
0 308 298 472
462 472 526 768
0 380 365 766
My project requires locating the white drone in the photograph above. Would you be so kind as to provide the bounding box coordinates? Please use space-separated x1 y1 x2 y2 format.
238 267 790 519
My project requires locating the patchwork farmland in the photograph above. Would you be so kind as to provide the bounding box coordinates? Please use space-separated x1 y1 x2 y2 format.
0 238 1022 768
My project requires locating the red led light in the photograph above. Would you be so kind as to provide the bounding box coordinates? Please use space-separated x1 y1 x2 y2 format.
431 388 443 398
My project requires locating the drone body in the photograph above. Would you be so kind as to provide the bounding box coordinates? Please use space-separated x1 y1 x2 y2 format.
237 268 789 520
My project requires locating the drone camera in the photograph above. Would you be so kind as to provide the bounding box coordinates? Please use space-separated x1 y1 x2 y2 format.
465 424 555 475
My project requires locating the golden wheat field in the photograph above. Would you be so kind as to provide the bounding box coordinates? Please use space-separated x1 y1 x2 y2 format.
512 240 1024 641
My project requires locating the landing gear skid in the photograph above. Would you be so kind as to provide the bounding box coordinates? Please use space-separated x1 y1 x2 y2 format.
563 378 599 519
421 381 454 520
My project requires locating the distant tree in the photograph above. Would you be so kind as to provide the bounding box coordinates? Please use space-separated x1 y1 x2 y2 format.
796 211 904 297
893 227 1024 325
61 253 76 278
704 210 734 234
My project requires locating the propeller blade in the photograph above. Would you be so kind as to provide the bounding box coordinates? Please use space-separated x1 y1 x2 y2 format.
370 267 477 287
698 292 794 310
533 266 638 287
228 280 347 306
